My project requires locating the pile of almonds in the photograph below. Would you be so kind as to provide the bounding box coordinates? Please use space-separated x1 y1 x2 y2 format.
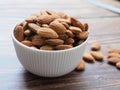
76 42 104 71
14 10 89 50
107 49 120 69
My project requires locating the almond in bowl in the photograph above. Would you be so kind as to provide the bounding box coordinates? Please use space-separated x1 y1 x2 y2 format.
12 10 89 77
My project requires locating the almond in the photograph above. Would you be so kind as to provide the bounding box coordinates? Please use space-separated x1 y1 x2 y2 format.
107 57 120 64
22 21 28 30
37 15 56 24
32 35 45 46
66 30 74 37
40 11 48 15
83 53 94 63
37 28 59 39
108 49 120 54
78 40 84 45
40 45 54 50
45 39 64 45
24 29 32 36
77 31 89 40
108 53 120 58
91 42 101 51
55 45 73 50
57 12 68 19
55 18 70 24
28 23 41 33
25 16 37 23
59 34 68 40
65 38 74 44
21 40 33 47
14 25 24 41
46 10 60 19
76 60 85 71
90 51 103 61
84 23 89 31
46 10 57 15
71 17 85 31
116 62 120 69
61 22 69 29
41 24 49 28
49 21 67 34
69 26 82 34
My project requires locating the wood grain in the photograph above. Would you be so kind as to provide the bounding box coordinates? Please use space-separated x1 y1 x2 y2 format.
0 0 120 90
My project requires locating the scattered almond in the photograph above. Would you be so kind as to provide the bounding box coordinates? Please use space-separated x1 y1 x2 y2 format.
83 53 94 63
108 49 120 54
90 51 103 61
76 60 85 71
107 57 120 64
116 62 120 69
91 42 101 51
108 53 120 58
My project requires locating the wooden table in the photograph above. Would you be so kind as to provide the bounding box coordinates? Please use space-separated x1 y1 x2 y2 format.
0 0 120 90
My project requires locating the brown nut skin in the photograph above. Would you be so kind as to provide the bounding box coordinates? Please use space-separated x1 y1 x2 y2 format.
116 62 120 69
71 17 85 31
90 51 103 61
108 53 120 58
108 57 120 64
76 31 89 40
32 35 45 46
37 15 56 24
45 39 64 46
108 49 120 54
40 45 54 50
91 42 101 51
14 25 24 42
28 23 41 33
25 16 37 23
55 45 73 50
66 30 74 37
21 40 33 47
24 29 32 36
84 23 89 31
76 60 85 71
37 27 59 39
65 38 74 45
83 53 94 63
69 26 82 34
49 20 67 34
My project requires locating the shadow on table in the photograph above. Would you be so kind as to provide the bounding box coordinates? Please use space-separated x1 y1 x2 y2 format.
22 69 84 89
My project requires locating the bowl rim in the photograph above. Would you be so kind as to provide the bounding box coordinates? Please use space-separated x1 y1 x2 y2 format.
12 28 89 53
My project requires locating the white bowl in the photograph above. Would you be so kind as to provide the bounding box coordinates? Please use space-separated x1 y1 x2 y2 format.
12 31 88 77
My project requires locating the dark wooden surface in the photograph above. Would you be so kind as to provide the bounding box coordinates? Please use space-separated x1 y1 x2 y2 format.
0 0 120 90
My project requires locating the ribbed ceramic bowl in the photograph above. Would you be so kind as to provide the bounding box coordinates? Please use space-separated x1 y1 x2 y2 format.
12 30 88 77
